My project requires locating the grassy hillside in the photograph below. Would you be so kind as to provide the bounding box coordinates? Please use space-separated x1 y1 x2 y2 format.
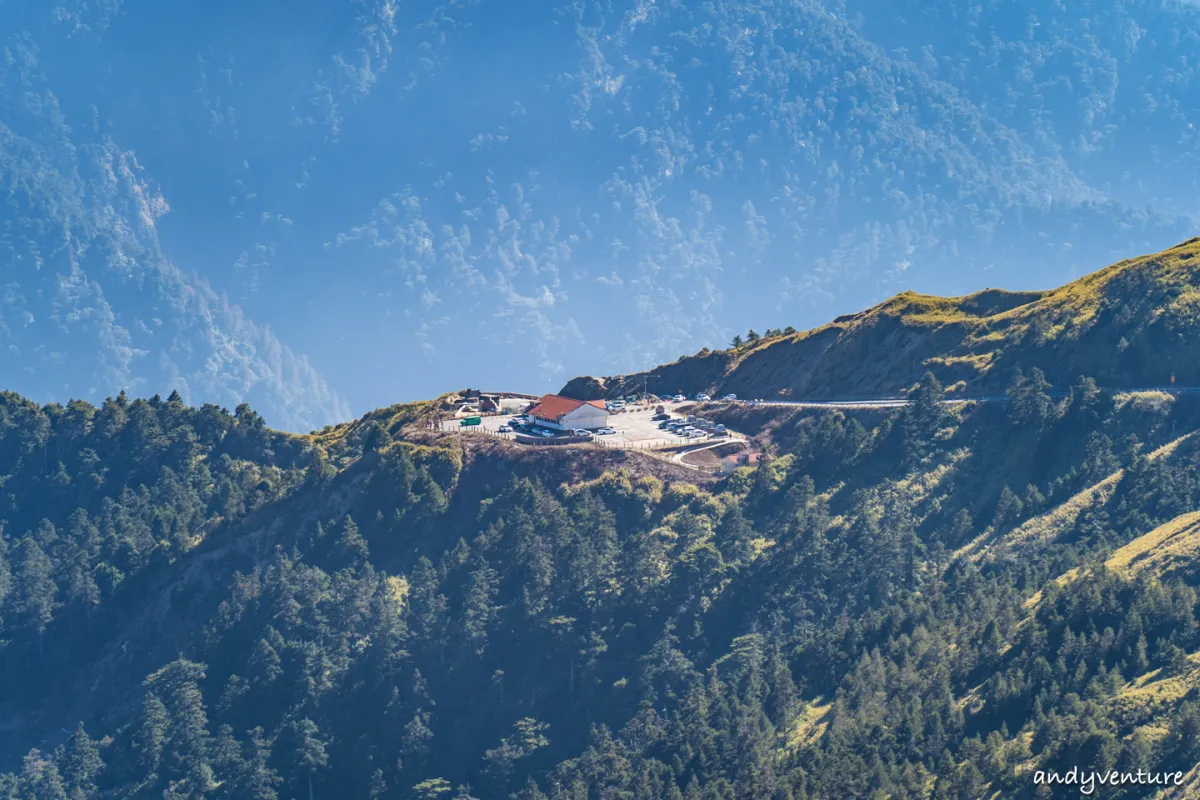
562 237 1200 401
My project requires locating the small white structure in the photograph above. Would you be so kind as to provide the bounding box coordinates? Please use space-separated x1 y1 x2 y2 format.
526 394 609 431
720 451 765 475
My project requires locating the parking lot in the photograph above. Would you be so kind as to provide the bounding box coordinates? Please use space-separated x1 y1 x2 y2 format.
439 403 741 450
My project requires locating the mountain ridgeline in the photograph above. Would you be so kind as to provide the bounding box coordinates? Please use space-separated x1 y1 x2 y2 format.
5 244 1200 798
561 238 1200 402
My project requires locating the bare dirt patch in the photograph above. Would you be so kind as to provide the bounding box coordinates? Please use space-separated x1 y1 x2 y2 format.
681 441 745 468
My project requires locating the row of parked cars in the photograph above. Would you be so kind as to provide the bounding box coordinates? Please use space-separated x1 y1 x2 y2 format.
658 414 728 439
671 393 739 403
498 416 617 439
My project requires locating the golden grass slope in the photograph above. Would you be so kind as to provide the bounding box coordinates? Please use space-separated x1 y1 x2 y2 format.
963 432 1197 568
562 237 1200 401
1106 511 1200 578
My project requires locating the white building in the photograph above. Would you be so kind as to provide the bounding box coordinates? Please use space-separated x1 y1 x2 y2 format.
720 451 765 475
526 394 609 431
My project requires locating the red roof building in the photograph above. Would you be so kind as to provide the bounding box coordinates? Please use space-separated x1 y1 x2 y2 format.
525 395 609 430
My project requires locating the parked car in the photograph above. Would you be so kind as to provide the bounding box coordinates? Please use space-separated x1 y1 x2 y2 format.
687 430 705 439
572 429 592 438
696 393 711 401
715 424 727 433
596 427 616 435
651 412 670 421
673 394 686 402
498 425 512 433
538 430 555 438
722 393 738 401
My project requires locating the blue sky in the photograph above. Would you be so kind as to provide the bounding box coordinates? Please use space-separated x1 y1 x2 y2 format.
1 0 1197 430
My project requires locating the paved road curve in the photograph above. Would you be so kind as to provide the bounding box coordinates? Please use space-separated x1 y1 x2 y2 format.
739 385 1200 410
669 438 740 471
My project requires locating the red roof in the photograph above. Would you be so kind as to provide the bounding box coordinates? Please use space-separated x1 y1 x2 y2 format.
526 394 606 421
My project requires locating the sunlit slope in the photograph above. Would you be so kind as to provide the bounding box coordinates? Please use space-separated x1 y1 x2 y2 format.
563 237 1200 400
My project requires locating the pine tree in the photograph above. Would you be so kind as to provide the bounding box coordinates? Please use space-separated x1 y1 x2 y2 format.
408 556 449 659
62 512 101 613
903 372 946 464
461 558 498 655
767 647 798 728
335 516 370 571
14 536 58 653
156 660 215 798
715 502 755 563
211 725 246 794
287 718 329 800
20 749 68 800
991 486 1024 530
57 723 103 800
1006 367 1053 428
247 635 284 687
243 727 282 800
134 693 170 787
400 709 434 775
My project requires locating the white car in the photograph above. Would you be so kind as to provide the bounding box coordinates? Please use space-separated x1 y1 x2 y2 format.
673 395 686 402
596 427 616 435
687 430 705 438
696 393 711 401
722 394 737 401
538 430 555 438
498 425 512 433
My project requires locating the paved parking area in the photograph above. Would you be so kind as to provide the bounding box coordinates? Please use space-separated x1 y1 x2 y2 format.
439 403 741 450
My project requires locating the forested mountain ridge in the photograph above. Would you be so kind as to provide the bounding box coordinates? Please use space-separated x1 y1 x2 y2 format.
561 237 1200 402
6 312 1200 795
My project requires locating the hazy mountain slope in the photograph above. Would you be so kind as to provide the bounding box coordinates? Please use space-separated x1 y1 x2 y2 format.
0 38 351 433
563 236 1200 400
841 0 1200 212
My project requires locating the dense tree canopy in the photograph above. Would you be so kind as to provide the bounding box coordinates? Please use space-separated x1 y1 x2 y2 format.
3 382 1200 798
